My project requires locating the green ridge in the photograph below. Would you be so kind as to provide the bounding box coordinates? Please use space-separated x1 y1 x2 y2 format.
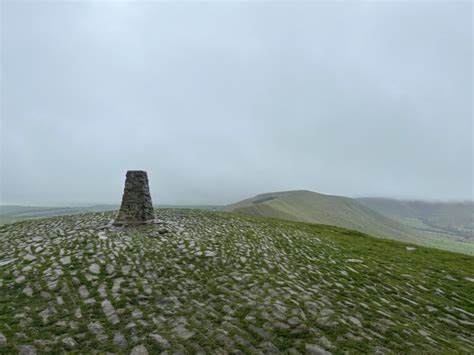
225 190 474 255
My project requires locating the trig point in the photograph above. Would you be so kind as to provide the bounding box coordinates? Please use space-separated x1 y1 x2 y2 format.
114 170 154 225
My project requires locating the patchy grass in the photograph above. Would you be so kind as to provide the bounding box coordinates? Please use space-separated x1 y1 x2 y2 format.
0 209 473 354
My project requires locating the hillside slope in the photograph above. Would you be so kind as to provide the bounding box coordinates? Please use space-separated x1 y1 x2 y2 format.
357 198 474 241
0 209 473 353
225 190 474 254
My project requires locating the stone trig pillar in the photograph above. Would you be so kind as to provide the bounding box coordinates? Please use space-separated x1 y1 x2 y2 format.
114 170 154 225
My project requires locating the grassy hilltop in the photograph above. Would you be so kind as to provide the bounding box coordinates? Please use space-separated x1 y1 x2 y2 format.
225 190 474 255
0 209 473 354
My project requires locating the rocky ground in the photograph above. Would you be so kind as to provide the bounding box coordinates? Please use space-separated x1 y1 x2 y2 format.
0 209 473 354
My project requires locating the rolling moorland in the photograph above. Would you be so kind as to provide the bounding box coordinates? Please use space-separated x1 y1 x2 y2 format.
356 198 473 242
0 209 473 354
224 190 474 255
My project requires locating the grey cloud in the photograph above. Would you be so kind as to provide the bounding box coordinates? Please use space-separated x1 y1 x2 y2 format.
1 1 472 205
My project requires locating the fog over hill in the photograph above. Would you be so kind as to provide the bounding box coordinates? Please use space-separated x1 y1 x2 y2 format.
2 1 472 206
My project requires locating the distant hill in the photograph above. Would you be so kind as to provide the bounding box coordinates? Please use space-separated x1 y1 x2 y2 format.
225 190 474 254
356 198 474 242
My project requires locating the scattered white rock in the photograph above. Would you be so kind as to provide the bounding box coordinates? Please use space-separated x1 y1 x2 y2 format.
348 316 362 327
106 264 115 275
132 309 143 319
88 321 107 342
22 286 33 297
23 254 36 262
347 259 363 263
149 333 170 348
17 345 37 355
39 308 51 324
15 275 26 284
98 283 107 298
174 324 194 340
0 258 16 267
89 263 100 274
98 231 108 240
113 332 128 348
79 285 89 298
102 299 120 324
406 247 416 251
62 337 77 348
130 344 148 355
305 343 331 355
122 265 131 275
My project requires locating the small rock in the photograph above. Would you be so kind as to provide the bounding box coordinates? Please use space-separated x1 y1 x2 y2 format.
23 286 33 297
0 332 6 345
113 333 128 348
122 265 131 275
348 316 362 327
89 263 101 274
305 343 331 355
174 324 194 340
130 344 148 355
132 309 143 319
39 308 51 324
62 337 77 349
24 254 36 262
88 321 107 342
320 309 334 316
406 247 416 251
15 275 26 284
98 231 108 240
319 336 333 349
106 264 115 275
98 283 107 298
79 285 89 298
149 333 170 348
0 259 16 267
288 317 300 326
74 307 82 319
17 345 37 355
102 299 120 324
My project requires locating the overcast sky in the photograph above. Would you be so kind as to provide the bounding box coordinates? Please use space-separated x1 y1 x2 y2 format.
1 1 472 206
